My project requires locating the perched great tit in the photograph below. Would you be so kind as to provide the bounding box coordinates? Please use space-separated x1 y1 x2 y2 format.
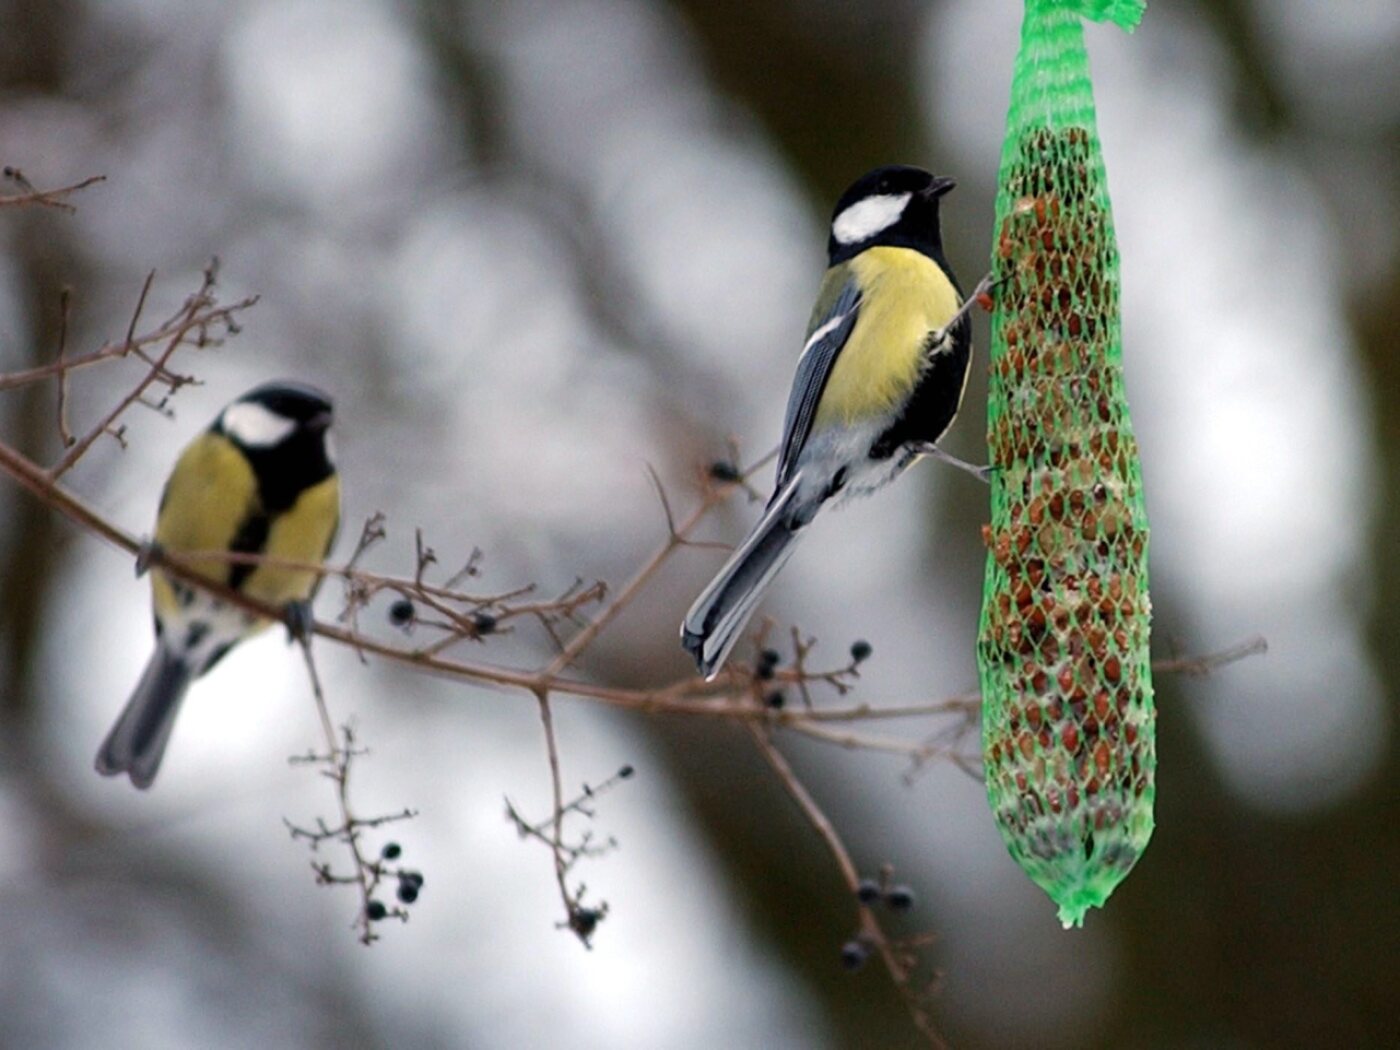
682 165 988 678
96 381 341 788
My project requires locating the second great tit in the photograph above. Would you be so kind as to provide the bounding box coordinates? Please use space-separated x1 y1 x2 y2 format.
96 381 341 788
682 165 987 678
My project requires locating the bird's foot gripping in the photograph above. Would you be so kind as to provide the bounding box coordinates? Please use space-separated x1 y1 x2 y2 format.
929 271 999 348
283 599 316 644
915 442 996 484
134 539 164 577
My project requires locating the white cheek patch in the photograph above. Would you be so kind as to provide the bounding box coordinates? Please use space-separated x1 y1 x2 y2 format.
221 401 296 448
832 192 912 245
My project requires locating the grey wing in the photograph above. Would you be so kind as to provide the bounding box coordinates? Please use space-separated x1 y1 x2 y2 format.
774 277 862 492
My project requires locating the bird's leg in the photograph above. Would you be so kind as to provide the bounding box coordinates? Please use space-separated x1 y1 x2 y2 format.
913 442 995 484
283 599 315 644
134 539 163 577
929 271 1000 348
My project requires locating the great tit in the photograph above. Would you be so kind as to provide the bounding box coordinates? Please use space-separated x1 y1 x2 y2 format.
96 381 341 788
682 165 987 678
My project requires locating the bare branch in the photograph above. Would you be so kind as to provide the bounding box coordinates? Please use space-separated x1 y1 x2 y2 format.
746 724 948 1048
0 171 106 212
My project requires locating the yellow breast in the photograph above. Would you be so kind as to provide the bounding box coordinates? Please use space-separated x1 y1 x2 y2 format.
240 474 340 606
150 432 339 622
813 246 961 429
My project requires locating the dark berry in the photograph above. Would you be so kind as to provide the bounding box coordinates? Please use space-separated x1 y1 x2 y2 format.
850 640 873 663
381 842 402 860
764 690 785 710
402 870 424 888
759 648 781 668
840 940 869 971
396 880 419 905
618 764 635 779
473 611 498 635
755 662 775 681
708 460 741 483
572 907 602 937
366 900 388 922
885 885 915 912
855 878 881 904
388 599 415 626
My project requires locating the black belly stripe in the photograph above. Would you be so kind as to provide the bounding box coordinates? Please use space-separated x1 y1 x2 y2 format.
227 511 271 590
871 318 972 459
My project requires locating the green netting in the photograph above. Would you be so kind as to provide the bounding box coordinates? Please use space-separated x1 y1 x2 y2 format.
977 0 1155 929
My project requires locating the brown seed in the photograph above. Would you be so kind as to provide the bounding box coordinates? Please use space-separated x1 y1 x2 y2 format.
1061 724 1080 753
1027 606 1047 635
1087 626 1107 658
1104 656 1122 685
1093 740 1112 776
1024 560 1047 593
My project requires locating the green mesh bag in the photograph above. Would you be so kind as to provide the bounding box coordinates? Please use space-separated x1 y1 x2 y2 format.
977 0 1155 928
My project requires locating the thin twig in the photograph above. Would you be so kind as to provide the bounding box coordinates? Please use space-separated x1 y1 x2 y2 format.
0 171 106 213
746 723 947 1048
1151 635 1267 675
0 272 253 392
541 450 776 678
48 266 244 479
54 288 74 448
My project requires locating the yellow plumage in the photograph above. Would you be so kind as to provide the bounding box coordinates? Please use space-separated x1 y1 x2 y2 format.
151 432 340 625
247 475 340 604
813 246 962 429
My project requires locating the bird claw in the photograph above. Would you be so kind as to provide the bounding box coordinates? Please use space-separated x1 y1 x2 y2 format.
134 540 163 577
915 443 996 484
930 271 998 347
283 599 315 644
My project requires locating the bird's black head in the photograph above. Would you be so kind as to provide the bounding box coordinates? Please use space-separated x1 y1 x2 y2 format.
216 380 336 510
826 165 956 265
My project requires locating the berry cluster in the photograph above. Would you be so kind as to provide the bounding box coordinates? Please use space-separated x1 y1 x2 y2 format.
840 869 917 972
389 597 497 636
364 841 426 922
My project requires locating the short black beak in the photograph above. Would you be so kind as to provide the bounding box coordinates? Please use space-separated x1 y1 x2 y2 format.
307 409 333 433
922 175 957 199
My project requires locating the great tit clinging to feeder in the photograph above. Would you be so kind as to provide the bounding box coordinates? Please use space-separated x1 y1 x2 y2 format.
681 165 989 678
96 381 341 788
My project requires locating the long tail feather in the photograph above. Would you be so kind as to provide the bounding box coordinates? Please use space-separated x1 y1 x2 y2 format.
681 474 807 679
95 646 194 790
